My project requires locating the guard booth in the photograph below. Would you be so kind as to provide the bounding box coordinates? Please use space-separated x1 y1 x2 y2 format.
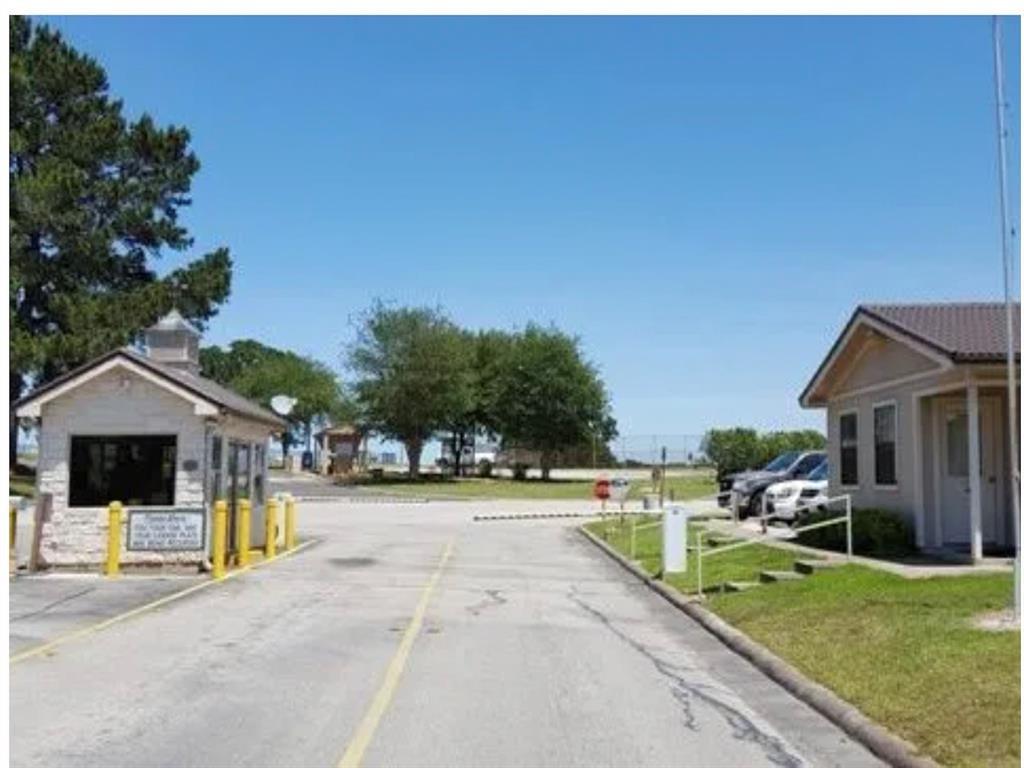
315 425 364 476
13 311 287 570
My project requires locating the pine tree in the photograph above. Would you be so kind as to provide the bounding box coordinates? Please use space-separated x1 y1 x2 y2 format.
10 17 233 462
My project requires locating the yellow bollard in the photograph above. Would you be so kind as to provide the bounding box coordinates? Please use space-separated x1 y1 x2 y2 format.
236 499 251 567
284 495 297 551
265 497 278 559
105 501 122 577
212 500 227 580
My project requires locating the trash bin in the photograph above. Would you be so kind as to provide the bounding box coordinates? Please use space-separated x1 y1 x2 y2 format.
301 451 313 470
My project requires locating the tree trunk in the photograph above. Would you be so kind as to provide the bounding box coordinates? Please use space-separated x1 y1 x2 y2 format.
452 432 463 477
540 451 552 481
9 415 19 470
10 372 24 469
407 438 423 479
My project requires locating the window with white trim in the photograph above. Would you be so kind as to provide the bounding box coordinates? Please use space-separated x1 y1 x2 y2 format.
839 412 858 486
874 403 897 487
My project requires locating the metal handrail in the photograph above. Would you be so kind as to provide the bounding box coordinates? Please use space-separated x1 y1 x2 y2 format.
696 494 853 598
599 492 726 560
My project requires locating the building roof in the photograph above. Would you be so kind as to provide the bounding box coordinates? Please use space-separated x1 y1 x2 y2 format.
859 302 1020 362
800 301 1021 408
14 347 287 429
148 309 200 335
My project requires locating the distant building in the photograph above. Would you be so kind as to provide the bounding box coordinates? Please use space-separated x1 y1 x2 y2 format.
314 424 364 475
14 311 286 570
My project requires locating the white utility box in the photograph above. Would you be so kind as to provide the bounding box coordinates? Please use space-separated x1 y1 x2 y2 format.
662 505 688 573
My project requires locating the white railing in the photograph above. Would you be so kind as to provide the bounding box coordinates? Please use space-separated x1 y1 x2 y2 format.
696 494 853 598
597 492 726 560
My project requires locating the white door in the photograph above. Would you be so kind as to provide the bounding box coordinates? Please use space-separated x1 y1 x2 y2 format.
939 399 1001 547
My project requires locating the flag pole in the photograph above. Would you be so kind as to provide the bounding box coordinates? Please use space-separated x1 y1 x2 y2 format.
992 16 1021 623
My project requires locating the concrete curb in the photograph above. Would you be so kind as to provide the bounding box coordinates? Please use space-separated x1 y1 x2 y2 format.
287 495 432 504
473 511 653 522
577 525 940 768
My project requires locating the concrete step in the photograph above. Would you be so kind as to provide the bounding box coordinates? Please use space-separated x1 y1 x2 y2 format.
722 580 761 592
759 570 806 584
705 536 739 548
793 559 846 575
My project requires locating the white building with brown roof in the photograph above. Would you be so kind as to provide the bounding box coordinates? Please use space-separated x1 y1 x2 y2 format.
14 311 287 570
801 302 1020 561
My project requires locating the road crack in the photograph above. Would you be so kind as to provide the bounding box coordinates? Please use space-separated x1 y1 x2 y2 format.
466 589 508 616
568 587 805 768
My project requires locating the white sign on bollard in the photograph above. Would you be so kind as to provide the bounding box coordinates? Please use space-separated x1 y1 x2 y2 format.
662 505 688 574
608 477 630 507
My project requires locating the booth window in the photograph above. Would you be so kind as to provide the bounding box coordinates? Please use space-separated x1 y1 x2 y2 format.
253 444 265 505
209 435 223 503
839 412 858 486
873 403 898 487
70 435 177 507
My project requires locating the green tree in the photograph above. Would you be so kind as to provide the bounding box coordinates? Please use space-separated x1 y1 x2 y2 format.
701 427 826 482
756 429 827 467
347 303 474 478
441 329 516 477
701 428 762 482
200 340 348 458
10 16 232 462
490 325 617 480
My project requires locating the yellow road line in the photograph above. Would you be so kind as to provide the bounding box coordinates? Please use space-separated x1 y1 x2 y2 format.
10 538 318 665
337 538 455 768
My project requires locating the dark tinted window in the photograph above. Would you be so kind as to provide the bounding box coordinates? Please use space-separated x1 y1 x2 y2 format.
874 404 897 486
70 435 176 507
839 413 858 486
763 452 799 472
807 460 829 482
792 453 824 478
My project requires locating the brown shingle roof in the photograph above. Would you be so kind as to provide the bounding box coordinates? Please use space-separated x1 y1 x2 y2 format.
14 348 287 429
860 302 1020 362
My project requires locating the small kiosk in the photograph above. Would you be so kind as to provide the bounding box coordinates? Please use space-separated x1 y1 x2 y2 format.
314 425 364 476
14 311 287 570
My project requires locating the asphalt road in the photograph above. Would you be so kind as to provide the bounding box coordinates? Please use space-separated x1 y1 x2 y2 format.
10 500 883 768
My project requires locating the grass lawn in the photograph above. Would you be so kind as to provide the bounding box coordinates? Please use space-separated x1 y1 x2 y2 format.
584 516 808 593
586 516 1020 767
9 465 35 498
348 470 717 501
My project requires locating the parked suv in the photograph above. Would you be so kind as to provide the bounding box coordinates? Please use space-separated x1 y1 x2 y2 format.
764 459 829 522
718 450 826 518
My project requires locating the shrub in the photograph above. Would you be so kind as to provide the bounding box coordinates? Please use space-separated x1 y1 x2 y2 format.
796 507 915 558
476 459 493 478
512 462 530 481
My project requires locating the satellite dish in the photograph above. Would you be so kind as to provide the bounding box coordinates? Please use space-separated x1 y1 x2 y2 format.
270 395 297 416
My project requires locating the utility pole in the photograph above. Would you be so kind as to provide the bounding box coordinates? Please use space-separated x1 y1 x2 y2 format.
659 445 667 508
992 16 1021 623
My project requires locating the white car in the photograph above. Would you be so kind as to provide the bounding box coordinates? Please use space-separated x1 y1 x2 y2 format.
764 460 829 522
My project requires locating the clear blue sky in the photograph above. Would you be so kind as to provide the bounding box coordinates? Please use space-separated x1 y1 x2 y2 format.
43 15 1022 441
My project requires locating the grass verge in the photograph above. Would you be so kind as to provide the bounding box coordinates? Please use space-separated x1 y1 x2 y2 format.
9 464 35 498
347 471 717 501
587 517 1020 767
584 515 808 593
